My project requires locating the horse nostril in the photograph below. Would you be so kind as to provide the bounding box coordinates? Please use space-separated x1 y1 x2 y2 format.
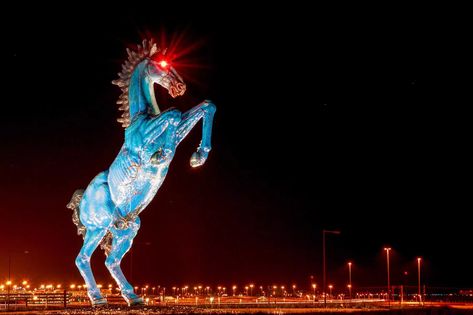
177 83 186 94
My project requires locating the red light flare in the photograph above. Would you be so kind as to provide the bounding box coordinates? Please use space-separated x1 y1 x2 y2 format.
158 60 169 69
151 30 212 88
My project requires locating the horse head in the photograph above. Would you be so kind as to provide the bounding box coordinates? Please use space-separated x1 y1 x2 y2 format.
147 52 186 99
112 39 187 128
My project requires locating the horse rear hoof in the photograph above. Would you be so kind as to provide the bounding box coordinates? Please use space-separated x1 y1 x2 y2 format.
128 297 145 306
91 297 108 307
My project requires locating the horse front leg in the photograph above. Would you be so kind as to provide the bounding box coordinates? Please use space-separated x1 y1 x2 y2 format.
141 109 182 164
175 100 216 167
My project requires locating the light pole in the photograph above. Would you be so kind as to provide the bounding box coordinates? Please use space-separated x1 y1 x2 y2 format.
328 285 333 298
6 280 12 311
384 248 391 307
417 257 422 304
323 229 340 308
348 262 352 299
129 241 151 283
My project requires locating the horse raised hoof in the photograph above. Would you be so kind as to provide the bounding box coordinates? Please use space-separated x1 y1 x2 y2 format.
190 151 208 168
91 297 108 307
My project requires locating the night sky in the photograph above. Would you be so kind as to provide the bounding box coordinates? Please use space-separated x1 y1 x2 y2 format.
1 5 471 291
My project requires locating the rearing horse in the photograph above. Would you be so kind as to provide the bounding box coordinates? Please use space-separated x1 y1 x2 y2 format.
67 39 216 306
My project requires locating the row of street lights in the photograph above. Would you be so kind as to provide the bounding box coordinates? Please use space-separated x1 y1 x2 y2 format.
324 230 423 307
384 247 423 305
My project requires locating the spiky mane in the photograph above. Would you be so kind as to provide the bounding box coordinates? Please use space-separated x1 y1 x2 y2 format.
112 39 159 128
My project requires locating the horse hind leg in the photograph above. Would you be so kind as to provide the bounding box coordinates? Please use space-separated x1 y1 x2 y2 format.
105 218 143 306
74 171 114 306
75 227 108 306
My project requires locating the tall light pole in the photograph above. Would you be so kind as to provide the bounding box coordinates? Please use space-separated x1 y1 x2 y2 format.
323 229 341 308
348 262 352 299
417 257 422 304
384 248 391 307
129 241 151 283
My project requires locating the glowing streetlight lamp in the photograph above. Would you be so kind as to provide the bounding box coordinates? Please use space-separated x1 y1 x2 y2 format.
323 229 341 308
232 285 237 296
384 247 392 306
328 285 333 299
250 284 254 296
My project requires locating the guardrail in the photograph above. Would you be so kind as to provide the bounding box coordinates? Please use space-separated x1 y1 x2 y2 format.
0 292 71 310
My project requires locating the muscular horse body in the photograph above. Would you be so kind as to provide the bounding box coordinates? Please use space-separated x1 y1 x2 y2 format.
67 39 215 306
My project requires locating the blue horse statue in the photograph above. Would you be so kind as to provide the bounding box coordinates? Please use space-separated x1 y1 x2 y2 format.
67 39 216 306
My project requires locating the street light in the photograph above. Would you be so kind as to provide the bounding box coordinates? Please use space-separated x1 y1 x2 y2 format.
348 262 352 299
312 284 316 301
323 229 341 308
250 284 254 296
328 285 333 298
384 247 392 307
417 257 422 304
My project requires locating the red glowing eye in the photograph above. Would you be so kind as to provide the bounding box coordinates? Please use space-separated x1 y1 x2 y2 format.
159 60 169 68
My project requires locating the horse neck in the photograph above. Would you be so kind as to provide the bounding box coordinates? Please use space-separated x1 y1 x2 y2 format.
128 61 158 120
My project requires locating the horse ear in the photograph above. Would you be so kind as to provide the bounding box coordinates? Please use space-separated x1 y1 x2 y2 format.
150 44 159 56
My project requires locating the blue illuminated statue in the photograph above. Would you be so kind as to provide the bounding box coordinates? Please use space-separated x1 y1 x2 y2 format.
67 39 216 306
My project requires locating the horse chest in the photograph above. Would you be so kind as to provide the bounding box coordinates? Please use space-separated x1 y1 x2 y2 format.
108 149 170 211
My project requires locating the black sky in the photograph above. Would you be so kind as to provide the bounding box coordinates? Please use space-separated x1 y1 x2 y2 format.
1 4 471 290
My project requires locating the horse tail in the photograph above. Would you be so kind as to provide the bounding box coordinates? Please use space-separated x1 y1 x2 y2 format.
67 189 86 239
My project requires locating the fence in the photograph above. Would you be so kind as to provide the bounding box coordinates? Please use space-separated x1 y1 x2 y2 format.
0 292 71 310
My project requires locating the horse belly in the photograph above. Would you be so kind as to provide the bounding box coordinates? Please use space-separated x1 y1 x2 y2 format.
79 171 114 228
110 161 169 214
108 149 142 206
131 169 166 211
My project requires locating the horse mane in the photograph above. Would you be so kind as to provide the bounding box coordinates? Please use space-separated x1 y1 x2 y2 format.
112 39 159 128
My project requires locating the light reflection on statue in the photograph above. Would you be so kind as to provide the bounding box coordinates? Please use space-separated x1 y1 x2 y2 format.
67 39 216 306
